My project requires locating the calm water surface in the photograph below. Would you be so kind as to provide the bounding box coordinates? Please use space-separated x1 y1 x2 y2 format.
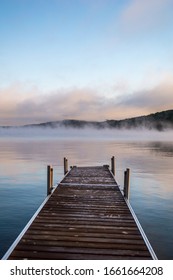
0 130 173 259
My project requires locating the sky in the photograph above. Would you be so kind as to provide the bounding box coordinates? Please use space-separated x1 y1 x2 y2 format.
1 0 173 125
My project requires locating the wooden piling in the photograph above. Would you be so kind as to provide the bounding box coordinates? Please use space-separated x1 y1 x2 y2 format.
64 157 68 175
47 166 53 195
111 156 115 175
50 167 53 188
47 165 52 196
124 168 130 200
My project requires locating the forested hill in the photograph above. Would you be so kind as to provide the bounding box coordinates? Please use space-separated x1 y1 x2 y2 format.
1 109 173 131
29 109 173 131
104 109 173 131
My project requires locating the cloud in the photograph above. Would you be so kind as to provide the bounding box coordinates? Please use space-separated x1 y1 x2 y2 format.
1 76 173 126
0 83 41 124
117 75 173 116
119 0 172 35
0 83 125 125
0 84 109 125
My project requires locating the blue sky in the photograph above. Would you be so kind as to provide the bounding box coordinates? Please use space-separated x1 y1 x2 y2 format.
1 0 173 125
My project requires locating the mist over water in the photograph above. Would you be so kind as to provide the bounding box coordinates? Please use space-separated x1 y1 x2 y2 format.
1 126 173 142
0 130 173 259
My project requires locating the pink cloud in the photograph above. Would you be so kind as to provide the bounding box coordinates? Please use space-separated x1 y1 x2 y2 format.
1 76 173 126
119 0 172 34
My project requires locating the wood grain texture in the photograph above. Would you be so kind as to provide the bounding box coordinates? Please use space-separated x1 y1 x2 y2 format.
8 166 152 260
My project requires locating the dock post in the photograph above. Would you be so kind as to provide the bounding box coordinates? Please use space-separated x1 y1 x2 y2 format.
64 157 68 175
111 156 115 175
124 168 130 200
47 165 53 196
50 167 53 188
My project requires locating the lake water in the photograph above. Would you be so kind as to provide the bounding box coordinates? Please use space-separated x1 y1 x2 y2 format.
0 128 173 259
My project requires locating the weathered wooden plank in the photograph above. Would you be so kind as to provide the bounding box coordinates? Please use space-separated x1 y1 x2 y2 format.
9 251 151 260
25 230 143 239
28 225 142 235
12 245 151 256
36 215 135 222
16 241 148 251
21 235 146 245
32 220 137 227
36 213 134 219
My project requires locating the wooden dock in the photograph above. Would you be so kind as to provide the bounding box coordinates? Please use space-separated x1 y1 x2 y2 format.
3 162 157 260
